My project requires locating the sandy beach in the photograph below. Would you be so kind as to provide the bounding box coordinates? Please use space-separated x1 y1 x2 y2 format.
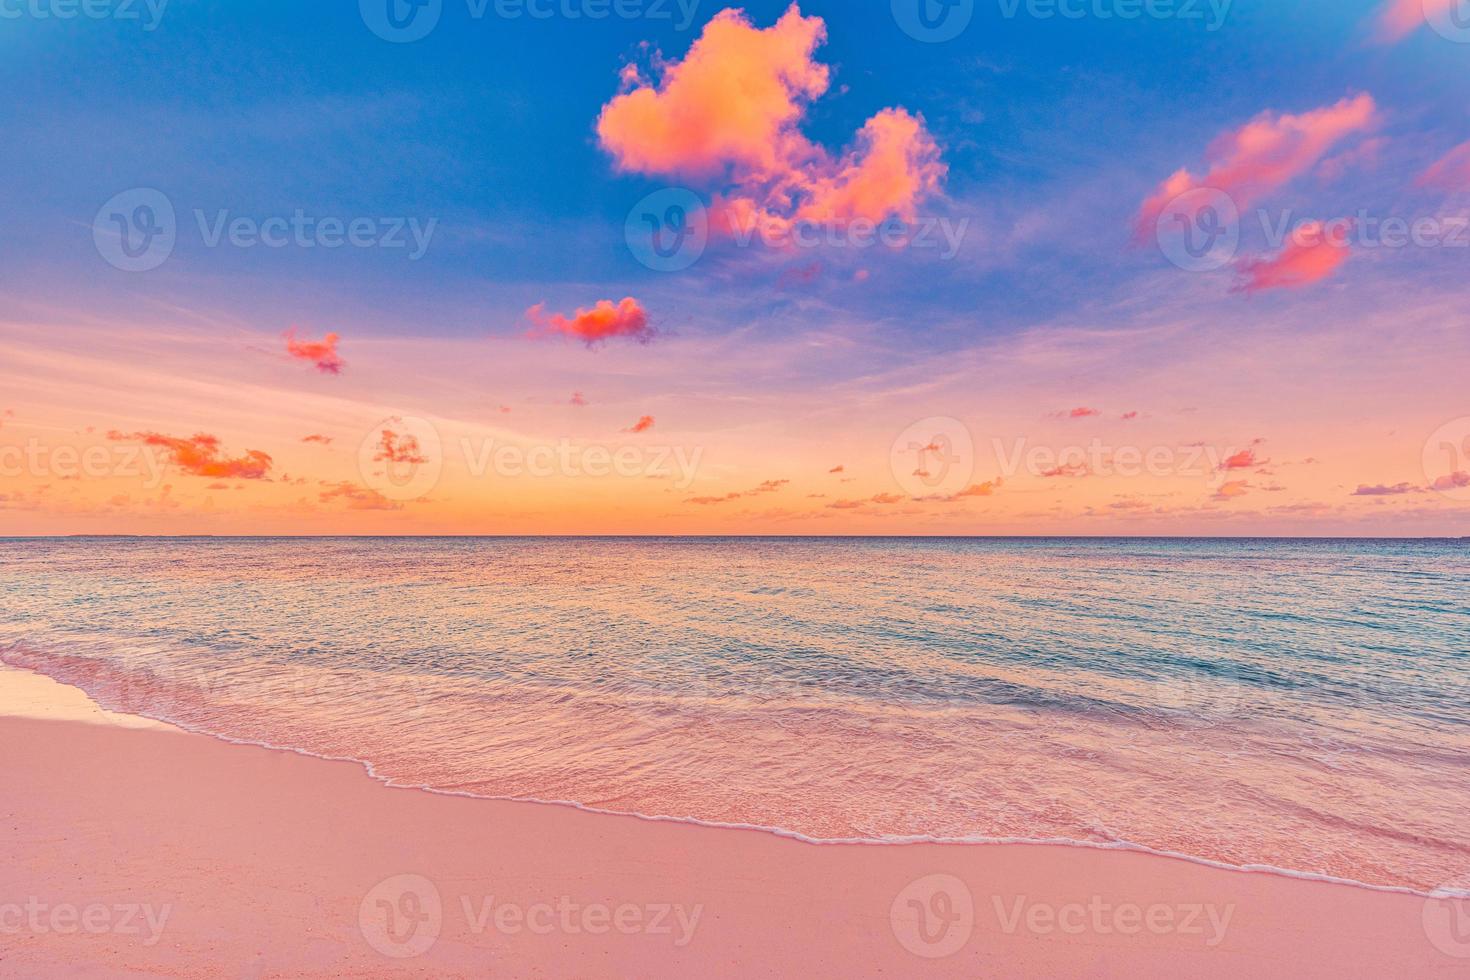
0 665 1461 978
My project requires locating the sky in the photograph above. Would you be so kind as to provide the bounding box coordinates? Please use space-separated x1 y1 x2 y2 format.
1 0 1469 534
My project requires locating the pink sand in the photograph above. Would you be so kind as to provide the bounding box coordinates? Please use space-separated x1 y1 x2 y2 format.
0 667 1462 977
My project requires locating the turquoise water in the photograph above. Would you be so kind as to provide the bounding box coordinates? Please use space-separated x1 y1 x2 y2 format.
1 537 1467 891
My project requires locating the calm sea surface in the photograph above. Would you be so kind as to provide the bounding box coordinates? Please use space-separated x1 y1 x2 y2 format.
2 537 1467 891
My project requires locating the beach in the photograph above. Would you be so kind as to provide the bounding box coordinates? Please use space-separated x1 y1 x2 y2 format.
1 665 1461 978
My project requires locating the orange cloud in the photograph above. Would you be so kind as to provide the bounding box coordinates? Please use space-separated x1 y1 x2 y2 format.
108 431 272 480
685 478 789 505
1234 222 1352 293
1417 140 1470 192
828 464 844 473
625 415 656 434
1064 407 1100 419
526 298 653 346
597 6 944 237
953 479 1002 498
284 329 345 375
1041 462 1089 478
302 434 333 445
319 481 403 511
1135 94 1377 240
1214 480 1250 501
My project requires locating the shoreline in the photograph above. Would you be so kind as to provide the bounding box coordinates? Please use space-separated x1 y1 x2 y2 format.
2 665 1463 976
0 658 1443 900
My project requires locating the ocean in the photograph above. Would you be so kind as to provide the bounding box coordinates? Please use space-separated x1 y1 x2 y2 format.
2 536 1466 893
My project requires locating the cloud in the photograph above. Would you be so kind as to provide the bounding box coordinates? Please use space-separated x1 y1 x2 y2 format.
597 5 945 238
1134 94 1377 240
685 478 789 505
108 431 272 480
1417 140 1470 192
1220 448 1267 470
526 297 653 346
1121 411 1139 420
570 391 588 407
302 434 333 445
828 464 844 474
284 329 345 375
1041 462 1089 478
870 492 904 504
625 415 656 433
1213 480 1250 501
319 481 403 511
1051 407 1100 419
1376 0 1459 43
1430 471 1470 491
1234 221 1353 293
1352 482 1423 496
953 479 1002 498
372 425 428 465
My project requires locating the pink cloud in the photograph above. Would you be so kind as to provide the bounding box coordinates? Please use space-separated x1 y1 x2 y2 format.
1134 94 1377 240
1352 482 1423 496
1234 221 1353 293
1417 140 1470 192
284 329 345 375
108 431 272 480
1052 407 1101 419
1041 462 1090 479
1121 411 1139 421
373 426 428 465
1220 448 1265 470
1376 0 1460 43
625 415 656 434
597 6 944 239
1430 471 1470 491
526 298 653 346
570 392 588 407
